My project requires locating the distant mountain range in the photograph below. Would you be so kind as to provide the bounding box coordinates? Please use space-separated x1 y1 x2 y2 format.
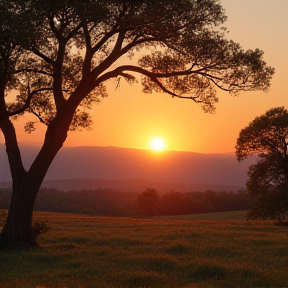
0 145 256 192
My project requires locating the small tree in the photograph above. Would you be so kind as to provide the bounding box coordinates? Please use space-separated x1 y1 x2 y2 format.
236 107 288 220
136 188 159 218
0 0 274 246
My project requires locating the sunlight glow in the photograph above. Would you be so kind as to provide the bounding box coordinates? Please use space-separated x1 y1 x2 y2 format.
150 137 165 151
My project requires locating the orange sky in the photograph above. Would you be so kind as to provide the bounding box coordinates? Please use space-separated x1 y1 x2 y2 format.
2 0 288 153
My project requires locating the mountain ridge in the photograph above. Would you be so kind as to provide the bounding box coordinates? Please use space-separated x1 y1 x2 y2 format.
0 144 256 190
0 178 244 192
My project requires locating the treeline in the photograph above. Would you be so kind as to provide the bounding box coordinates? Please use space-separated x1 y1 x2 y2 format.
0 188 138 217
157 190 250 216
0 188 251 217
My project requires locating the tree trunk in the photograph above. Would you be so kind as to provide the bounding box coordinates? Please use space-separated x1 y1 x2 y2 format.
0 145 61 247
1 182 39 247
0 112 73 247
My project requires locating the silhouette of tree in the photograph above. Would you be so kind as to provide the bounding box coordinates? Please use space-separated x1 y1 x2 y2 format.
236 107 288 220
136 188 159 218
0 0 274 246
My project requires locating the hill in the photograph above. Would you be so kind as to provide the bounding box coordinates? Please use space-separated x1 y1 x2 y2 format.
0 178 245 192
0 145 255 191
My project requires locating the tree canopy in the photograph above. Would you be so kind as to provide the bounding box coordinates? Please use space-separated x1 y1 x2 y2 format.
2 0 274 126
0 0 275 246
136 188 159 218
236 107 288 220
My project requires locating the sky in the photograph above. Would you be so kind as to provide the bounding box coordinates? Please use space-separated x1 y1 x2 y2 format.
1 0 288 154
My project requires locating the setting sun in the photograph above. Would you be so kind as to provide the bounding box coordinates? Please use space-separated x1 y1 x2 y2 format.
150 137 165 151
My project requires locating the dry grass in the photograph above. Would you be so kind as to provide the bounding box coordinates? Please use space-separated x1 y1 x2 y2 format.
154 210 248 220
1 211 288 288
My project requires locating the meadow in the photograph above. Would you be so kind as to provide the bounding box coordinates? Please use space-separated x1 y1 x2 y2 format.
154 210 248 221
1 210 288 288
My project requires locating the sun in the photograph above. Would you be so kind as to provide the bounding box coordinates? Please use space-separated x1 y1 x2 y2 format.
150 137 165 151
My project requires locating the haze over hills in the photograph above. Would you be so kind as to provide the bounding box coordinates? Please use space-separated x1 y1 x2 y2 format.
0 145 256 192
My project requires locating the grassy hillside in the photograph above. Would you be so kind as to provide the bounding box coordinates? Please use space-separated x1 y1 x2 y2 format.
1 211 288 288
154 210 248 220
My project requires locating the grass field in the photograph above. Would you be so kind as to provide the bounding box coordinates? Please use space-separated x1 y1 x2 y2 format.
154 210 248 221
1 210 288 288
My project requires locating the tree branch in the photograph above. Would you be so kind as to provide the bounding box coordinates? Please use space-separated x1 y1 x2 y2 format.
90 1 130 56
13 68 52 77
0 95 26 180
94 65 203 103
90 30 127 79
30 47 54 66
30 109 48 125
8 87 53 116
80 10 93 77
49 13 62 39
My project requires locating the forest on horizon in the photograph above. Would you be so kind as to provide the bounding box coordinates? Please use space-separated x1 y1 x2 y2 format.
0 188 251 218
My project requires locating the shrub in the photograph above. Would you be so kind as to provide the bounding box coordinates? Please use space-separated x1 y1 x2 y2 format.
32 219 51 238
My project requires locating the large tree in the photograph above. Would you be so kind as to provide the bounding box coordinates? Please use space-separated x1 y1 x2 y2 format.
136 188 159 218
236 107 288 220
0 0 274 246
